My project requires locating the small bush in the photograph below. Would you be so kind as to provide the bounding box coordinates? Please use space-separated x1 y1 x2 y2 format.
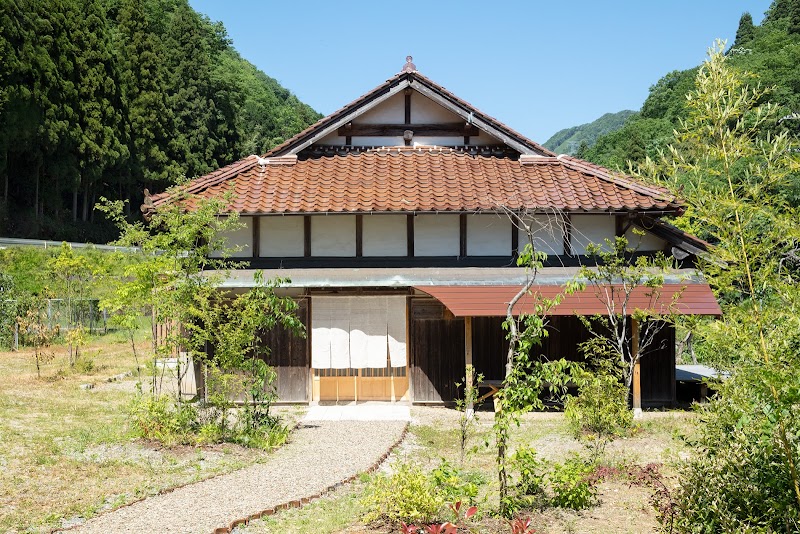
510 447 546 498
362 462 444 524
430 459 484 504
549 456 596 510
128 394 197 445
564 373 633 439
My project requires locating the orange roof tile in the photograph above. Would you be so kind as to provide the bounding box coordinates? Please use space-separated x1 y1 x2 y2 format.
145 147 680 215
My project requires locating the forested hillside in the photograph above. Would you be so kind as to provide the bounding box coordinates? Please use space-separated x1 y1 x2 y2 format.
0 0 320 242
543 110 635 155
581 0 800 171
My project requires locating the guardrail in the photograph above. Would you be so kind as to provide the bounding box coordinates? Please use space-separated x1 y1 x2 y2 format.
0 237 141 253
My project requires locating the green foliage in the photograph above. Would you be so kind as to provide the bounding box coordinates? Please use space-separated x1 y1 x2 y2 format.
510 446 546 499
639 42 800 529
567 234 676 391
362 462 445 524
429 459 484 504
0 0 320 240
672 363 800 531
581 116 675 171
543 110 636 155
128 394 198 445
581 4 800 173
734 12 756 46
564 371 633 461
454 364 482 464
548 456 597 510
0 271 16 347
494 242 586 517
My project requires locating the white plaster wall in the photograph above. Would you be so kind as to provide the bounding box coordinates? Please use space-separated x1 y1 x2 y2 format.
311 215 356 256
571 214 616 254
317 132 346 145
467 214 511 256
518 215 565 255
410 92 461 123
363 215 407 256
259 216 304 257
626 226 667 252
209 217 252 258
414 214 459 256
357 92 404 124
352 136 404 146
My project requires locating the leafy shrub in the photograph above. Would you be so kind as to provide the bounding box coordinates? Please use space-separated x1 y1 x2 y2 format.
564 373 632 439
670 364 800 532
548 456 596 510
362 462 444 524
510 447 546 498
430 459 484 504
128 394 197 445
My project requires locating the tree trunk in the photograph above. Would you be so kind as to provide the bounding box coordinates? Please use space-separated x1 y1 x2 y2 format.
34 169 39 220
82 180 89 222
72 189 78 222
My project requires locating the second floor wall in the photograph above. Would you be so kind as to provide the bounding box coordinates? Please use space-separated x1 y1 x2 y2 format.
211 212 668 266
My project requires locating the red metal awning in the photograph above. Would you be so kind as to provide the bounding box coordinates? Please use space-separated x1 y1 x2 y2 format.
414 283 721 317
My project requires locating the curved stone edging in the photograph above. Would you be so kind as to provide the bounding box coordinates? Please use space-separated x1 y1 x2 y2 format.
211 422 409 534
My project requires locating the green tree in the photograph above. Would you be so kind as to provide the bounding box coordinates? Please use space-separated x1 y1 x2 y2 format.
116 0 178 191
67 0 128 222
734 12 756 46
640 41 800 529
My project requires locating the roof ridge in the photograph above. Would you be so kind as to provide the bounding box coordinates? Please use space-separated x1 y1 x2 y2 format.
556 154 674 202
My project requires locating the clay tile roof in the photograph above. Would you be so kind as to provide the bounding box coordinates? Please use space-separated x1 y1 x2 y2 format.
263 70 555 158
145 149 682 216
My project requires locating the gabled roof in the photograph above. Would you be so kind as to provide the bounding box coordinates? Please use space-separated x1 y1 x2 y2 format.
264 69 556 158
145 147 680 215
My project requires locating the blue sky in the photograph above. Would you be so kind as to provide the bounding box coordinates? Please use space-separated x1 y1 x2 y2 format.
188 0 770 143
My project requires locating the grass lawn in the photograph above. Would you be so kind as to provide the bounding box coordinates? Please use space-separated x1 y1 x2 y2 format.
243 407 699 534
0 332 273 533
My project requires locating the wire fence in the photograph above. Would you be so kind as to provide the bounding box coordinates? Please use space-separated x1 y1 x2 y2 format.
6 298 108 351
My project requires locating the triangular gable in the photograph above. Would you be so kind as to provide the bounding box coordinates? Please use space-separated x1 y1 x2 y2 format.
265 64 555 158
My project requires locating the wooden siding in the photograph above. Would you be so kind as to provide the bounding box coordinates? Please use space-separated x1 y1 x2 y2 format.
410 300 464 402
470 315 676 406
257 299 309 402
640 323 676 407
471 317 509 382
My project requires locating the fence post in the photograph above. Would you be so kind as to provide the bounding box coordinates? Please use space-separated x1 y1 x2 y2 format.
13 322 19 352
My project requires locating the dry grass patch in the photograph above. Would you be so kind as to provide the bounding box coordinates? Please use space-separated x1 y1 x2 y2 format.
0 336 273 533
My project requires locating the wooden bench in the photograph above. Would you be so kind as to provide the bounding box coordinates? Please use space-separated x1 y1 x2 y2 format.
476 379 504 403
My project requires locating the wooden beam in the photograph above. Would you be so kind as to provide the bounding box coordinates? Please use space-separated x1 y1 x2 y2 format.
460 214 467 258
563 214 572 256
404 91 411 125
252 216 260 258
632 317 642 413
355 214 363 257
304 215 311 257
511 215 519 256
407 214 415 257
337 123 480 137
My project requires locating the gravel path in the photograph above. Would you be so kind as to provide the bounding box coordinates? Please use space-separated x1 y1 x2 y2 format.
64 420 406 534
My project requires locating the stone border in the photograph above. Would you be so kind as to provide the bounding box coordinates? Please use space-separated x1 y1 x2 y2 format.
211 422 409 534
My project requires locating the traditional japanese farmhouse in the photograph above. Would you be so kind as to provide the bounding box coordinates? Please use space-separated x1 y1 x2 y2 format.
145 57 720 408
